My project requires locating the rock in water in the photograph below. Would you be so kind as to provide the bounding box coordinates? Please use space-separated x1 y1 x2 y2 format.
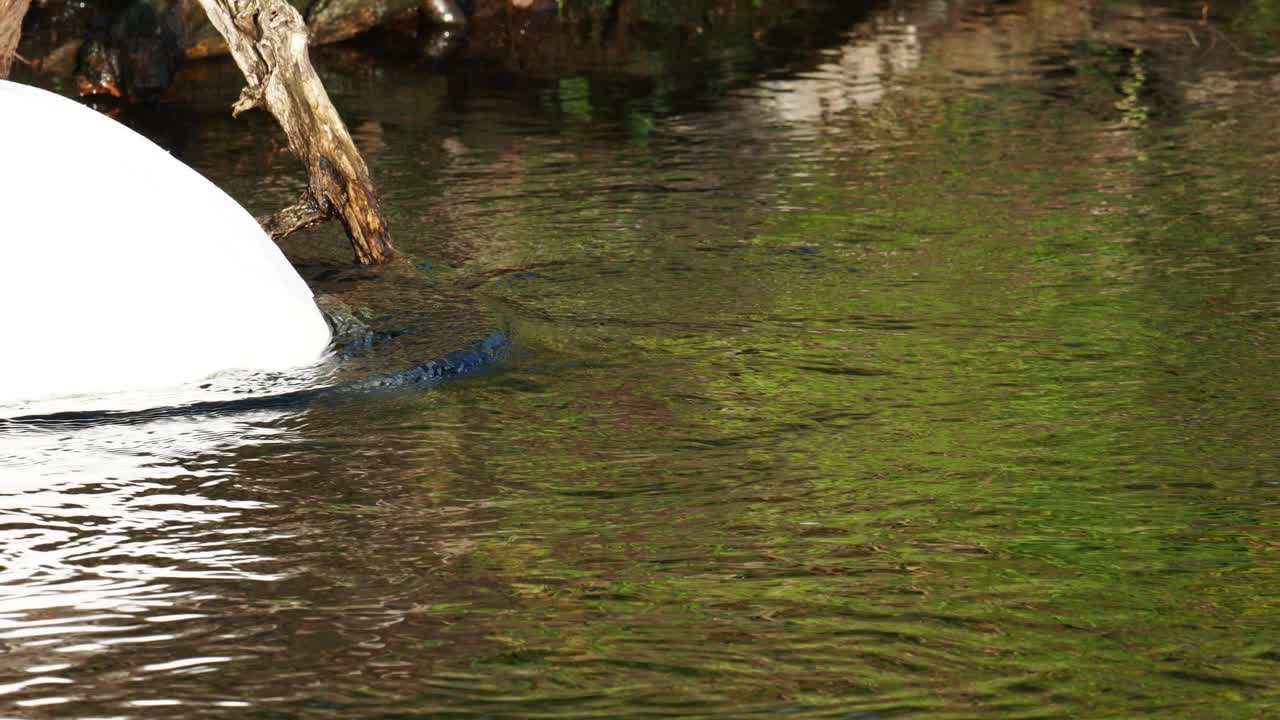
0 80 332 405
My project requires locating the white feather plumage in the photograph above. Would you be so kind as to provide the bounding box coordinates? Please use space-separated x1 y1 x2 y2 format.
0 80 331 405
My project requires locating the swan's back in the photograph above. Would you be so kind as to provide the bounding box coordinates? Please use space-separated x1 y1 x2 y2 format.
0 81 331 405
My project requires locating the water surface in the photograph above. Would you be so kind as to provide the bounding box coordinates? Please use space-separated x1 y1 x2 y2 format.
3 0 1280 717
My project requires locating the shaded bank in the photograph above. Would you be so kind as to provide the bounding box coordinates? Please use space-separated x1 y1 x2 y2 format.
15 0 879 94
15 0 1276 108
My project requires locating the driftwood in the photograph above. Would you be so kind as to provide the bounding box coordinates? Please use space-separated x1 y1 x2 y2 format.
0 0 30 79
193 0 394 264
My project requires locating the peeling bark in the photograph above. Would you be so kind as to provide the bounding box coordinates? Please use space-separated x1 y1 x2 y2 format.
0 0 31 79
193 0 394 265
257 192 326 238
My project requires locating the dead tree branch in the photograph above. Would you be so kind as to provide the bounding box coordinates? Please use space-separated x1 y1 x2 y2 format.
194 0 395 265
0 0 31 79
257 192 326 238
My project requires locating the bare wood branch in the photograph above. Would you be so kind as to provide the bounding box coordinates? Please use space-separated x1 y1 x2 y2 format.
257 193 326 239
0 0 31 79
193 0 395 265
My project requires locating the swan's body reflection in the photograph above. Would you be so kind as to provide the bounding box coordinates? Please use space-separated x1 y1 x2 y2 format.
0 409 294 705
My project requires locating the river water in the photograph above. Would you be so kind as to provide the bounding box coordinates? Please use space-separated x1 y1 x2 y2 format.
3 0 1280 717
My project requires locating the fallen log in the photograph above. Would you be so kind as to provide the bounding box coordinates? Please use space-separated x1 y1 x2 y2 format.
193 0 394 264
0 0 30 79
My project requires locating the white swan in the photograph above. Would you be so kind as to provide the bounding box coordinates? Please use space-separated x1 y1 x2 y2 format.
0 80 332 408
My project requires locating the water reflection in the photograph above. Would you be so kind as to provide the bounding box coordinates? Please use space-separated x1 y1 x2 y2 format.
4 0 1280 716
754 9 923 123
0 412 289 709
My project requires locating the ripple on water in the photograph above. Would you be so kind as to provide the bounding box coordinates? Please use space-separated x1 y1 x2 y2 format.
5 0 1280 716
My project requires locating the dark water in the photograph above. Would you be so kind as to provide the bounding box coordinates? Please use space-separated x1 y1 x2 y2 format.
4 0 1280 716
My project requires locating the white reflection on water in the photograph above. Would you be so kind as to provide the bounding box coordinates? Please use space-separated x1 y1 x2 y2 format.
753 12 924 125
0 409 297 699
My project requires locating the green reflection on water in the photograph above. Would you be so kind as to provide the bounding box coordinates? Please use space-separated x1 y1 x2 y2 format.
8 0 1279 717
392 11 1280 715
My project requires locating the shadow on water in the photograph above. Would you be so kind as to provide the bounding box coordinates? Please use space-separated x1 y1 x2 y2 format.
0 331 511 429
